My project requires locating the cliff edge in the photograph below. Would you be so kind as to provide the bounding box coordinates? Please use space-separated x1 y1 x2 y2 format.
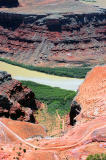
70 65 106 125
0 71 37 123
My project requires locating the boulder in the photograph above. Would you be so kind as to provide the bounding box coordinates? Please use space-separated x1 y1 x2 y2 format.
0 71 37 123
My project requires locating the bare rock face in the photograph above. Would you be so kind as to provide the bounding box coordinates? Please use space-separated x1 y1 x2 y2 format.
0 118 46 142
0 68 106 160
70 66 106 125
0 116 105 160
0 71 37 123
0 0 105 67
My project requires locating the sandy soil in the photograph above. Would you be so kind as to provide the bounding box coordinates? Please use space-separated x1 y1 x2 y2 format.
0 61 83 91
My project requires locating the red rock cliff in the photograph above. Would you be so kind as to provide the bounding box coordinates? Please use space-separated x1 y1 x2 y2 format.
0 71 37 123
0 1 105 67
70 65 106 125
0 67 106 160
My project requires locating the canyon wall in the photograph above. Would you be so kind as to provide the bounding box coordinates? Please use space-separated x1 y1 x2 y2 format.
0 11 105 67
0 65 106 159
70 65 106 125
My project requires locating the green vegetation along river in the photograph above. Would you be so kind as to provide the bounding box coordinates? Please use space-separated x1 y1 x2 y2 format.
0 58 91 78
0 61 84 91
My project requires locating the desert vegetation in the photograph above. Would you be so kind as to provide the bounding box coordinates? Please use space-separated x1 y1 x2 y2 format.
86 153 106 160
0 58 91 78
0 0 105 158
21 80 76 116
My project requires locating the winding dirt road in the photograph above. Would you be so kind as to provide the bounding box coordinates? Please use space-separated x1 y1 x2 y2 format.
0 117 106 151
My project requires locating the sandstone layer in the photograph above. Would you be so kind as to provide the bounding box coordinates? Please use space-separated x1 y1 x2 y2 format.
70 65 106 125
0 118 46 143
0 116 105 160
0 66 105 160
0 0 105 67
23 66 106 160
0 71 37 123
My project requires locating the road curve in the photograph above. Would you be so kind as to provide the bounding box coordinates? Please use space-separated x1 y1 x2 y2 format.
0 120 106 150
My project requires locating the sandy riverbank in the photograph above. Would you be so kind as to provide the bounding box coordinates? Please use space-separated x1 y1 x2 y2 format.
0 61 84 91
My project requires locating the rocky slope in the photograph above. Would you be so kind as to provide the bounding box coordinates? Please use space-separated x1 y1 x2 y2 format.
26 66 106 160
0 0 105 67
0 71 37 123
0 66 105 160
0 115 105 160
0 118 46 143
70 65 106 125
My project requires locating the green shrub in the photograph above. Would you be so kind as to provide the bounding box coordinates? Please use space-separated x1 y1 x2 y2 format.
60 122 62 129
17 152 21 156
86 153 106 160
23 149 26 153
20 80 76 117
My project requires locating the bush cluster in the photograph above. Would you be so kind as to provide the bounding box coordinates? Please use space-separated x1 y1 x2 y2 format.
86 153 106 160
21 81 76 116
0 58 91 78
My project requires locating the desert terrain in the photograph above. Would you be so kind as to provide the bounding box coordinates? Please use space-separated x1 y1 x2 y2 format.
0 0 105 67
0 66 105 160
0 0 105 160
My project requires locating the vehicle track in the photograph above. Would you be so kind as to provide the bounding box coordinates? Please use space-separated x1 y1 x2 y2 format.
0 120 106 151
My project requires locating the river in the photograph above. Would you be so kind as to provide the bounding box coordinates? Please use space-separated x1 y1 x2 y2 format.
0 61 84 91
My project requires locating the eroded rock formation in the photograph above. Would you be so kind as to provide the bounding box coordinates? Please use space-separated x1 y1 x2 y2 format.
70 66 106 125
0 67 106 160
0 71 37 123
17 66 105 160
0 0 105 67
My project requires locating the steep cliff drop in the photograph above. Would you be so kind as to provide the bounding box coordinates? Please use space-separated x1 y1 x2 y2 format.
0 66 105 160
0 71 37 123
70 65 106 125
27 66 105 160
0 0 105 67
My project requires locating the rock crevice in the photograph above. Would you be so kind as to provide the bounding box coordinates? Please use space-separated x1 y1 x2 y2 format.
0 71 37 123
